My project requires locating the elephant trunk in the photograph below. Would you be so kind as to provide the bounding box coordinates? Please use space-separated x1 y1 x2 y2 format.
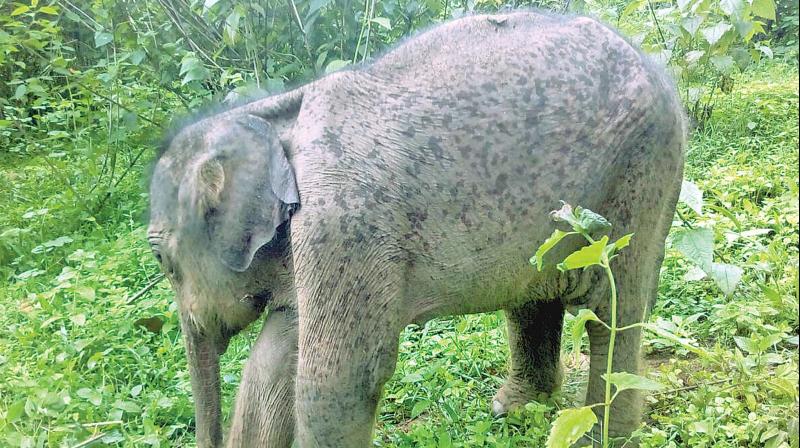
180 314 230 448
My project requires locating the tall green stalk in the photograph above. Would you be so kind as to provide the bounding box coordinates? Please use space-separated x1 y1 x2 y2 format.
601 256 617 448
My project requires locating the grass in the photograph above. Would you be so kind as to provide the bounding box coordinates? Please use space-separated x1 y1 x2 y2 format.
0 61 797 447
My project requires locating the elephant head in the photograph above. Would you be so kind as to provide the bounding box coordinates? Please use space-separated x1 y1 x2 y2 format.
147 101 301 446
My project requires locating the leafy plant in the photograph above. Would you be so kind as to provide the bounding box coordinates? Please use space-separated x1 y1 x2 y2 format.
616 0 781 126
532 203 663 448
672 180 744 296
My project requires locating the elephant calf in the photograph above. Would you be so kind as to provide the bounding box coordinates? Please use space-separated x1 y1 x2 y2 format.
147 10 685 447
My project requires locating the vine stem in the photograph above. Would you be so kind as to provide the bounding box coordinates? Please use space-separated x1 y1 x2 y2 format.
602 257 617 448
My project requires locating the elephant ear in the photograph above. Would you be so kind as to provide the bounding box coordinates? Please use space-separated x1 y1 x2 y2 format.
193 114 300 272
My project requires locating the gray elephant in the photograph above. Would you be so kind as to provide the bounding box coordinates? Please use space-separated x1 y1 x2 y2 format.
147 10 685 447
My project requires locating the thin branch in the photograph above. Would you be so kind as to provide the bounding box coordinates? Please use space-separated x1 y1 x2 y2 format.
647 0 668 51
71 432 106 448
127 274 166 304
287 0 306 34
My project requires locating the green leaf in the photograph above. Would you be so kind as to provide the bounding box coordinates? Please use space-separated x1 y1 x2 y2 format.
7 400 26 421
307 0 332 17
411 399 431 418
734 335 759 354
546 406 597 448
575 207 612 234
679 180 703 215
11 5 30 16
43 236 73 248
371 17 392 30
570 309 604 360
720 0 745 16
325 59 349 74
224 8 242 44
13 84 27 100
684 265 707 281
94 31 113 48
710 55 735 74
401 372 423 383
621 0 646 17
77 388 103 406
113 400 141 413
558 236 608 271
604 372 665 392
130 49 146 65
682 16 705 36
708 262 743 296
605 232 634 258
751 0 776 20
701 23 732 46
530 229 576 271
182 68 208 85
671 227 713 271
38 6 58 14
612 233 634 251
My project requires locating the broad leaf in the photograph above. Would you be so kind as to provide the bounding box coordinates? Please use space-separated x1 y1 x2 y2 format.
711 55 735 74
546 406 597 448
671 227 713 271
720 0 745 16
530 229 576 271
612 233 634 251
622 0 645 16
325 59 349 74
11 5 30 16
576 207 612 234
306 0 332 18
679 180 703 215
411 399 430 418
94 31 113 48
682 16 704 36
558 236 608 271
604 372 665 393
182 68 208 85
751 0 776 20
708 262 743 296
701 23 732 46
684 265 707 281
570 309 604 361
371 17 392 30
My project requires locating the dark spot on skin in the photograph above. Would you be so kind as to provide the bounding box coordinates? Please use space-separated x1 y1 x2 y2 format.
495 173 509 192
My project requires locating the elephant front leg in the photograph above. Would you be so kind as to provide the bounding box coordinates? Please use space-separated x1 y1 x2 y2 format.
226 309 298 448
292 256 404 447
493 299 565 416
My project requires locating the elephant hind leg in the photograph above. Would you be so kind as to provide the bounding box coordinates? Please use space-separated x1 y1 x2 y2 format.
584 129 684 441
493 298 565 416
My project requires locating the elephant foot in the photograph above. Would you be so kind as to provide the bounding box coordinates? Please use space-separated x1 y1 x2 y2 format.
491 376 557 416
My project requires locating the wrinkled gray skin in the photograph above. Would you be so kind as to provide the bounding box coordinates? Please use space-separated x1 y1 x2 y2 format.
148 11 685 448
